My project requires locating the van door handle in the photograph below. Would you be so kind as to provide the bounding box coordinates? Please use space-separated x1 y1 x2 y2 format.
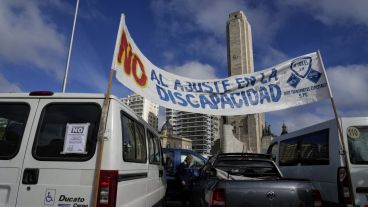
159 169 163 177
22 168 39 185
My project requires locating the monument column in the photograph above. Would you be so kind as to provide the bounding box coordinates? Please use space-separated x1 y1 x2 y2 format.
224 11 265 153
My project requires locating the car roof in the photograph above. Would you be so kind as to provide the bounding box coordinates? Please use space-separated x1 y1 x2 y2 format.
162 148 207 160
212 153 272 162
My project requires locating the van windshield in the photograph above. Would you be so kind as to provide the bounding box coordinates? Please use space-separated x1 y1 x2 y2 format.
347 126 368 164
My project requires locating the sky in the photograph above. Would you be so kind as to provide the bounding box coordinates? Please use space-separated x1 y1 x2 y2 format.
1 0 368 135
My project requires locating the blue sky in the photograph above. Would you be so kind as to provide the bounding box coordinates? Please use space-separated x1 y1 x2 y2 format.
1 0 368 135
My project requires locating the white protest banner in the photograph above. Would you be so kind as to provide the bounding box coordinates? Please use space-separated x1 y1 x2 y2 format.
111 14 330 116
62 123 90 154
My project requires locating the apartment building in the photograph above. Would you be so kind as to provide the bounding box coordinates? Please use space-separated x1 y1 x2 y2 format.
122 94 159 129
166 108 220 156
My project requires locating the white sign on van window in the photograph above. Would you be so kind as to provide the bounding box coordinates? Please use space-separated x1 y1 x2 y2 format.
61 123 90 154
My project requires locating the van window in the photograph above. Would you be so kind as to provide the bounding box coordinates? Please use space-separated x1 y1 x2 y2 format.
121 113 147 163
348 126 368 164
279 137 299 166
0 103 30 160
279 129 329 166
267 143 278 161
32 103 101 161
300 129 329 165
148 130 161 165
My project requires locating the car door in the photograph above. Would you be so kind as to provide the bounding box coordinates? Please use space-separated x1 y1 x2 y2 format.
162 149 176 201
16 99 102 207
0 99 39 206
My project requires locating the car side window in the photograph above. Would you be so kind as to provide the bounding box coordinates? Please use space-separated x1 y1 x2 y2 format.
163 151 174 175
121 112 147 163
181 152 205 169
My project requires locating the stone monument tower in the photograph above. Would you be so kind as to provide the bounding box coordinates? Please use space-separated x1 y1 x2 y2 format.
224 11 265 153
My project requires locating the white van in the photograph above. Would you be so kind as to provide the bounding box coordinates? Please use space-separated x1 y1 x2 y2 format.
267 117 368 206
0 92 166 207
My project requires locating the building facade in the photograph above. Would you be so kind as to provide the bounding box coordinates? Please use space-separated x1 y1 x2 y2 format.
122 94 159 130
166 108 220 156
160 119 192 150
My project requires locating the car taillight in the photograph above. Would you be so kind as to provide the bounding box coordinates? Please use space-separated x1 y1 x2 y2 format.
210 188 225 207
97 170 118 207
312 189 323 207
337 167 353 205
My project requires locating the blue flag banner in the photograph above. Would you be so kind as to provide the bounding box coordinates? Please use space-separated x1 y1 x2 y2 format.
112 15 330 116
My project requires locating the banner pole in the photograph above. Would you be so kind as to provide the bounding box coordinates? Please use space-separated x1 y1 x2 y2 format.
91 69 115 207
317 50 355 203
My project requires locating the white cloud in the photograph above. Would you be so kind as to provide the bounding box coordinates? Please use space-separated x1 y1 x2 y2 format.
150 0 288 69
327 64 368 110
187 37 227 66
0 0 67 79
67 32 107 93
162 51 176 63
255 46 289 70
268 101 333 135
279 0 368 26
0 74 22 92
151 0 246 37
165 61 219 80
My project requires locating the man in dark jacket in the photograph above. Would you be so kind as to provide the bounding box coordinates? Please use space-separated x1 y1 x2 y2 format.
175 155 193 207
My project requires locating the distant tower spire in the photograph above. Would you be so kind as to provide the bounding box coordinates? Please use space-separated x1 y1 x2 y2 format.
281 121 288 135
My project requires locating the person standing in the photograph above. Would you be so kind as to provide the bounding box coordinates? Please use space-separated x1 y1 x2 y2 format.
176 155 193 207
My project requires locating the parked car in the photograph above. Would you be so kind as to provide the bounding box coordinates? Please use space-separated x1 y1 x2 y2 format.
0 92 166 207
162 148 207 202
192 153 322 207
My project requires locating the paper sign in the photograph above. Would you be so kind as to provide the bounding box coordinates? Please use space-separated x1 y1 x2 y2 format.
61 123 90 154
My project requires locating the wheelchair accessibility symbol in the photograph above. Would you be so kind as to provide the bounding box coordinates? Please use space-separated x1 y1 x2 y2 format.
44 189 56 206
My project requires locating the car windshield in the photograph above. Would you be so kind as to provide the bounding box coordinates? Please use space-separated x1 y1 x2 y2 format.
348 126 368 164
